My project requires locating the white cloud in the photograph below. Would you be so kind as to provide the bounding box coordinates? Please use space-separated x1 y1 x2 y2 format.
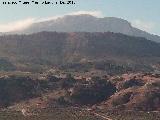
0 10 103 32
0 18 35 32
68 11 104 17
37 10 104 22
131 20 155 32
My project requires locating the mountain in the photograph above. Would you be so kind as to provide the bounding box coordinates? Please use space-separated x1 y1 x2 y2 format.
0 32 160 72
12 15 160 43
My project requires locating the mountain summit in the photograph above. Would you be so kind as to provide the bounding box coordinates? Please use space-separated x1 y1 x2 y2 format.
11 14 160 42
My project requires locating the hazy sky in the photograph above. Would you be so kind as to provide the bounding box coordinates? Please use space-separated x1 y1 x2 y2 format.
0 0 160 35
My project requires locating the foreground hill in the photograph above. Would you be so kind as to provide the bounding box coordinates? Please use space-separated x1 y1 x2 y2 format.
0 71 159 119
0 32 160 72
0 71 158 111
10 15 160 43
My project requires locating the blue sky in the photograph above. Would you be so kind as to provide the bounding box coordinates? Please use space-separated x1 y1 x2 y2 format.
0 0 160 35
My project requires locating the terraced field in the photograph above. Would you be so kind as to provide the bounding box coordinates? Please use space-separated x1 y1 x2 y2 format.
0 108 160 120
0 108 103 120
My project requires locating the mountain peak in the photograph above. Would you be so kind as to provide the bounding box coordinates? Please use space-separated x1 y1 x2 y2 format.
7 14 160 43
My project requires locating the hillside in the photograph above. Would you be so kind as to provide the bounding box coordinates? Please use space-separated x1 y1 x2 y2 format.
0 32 160 72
